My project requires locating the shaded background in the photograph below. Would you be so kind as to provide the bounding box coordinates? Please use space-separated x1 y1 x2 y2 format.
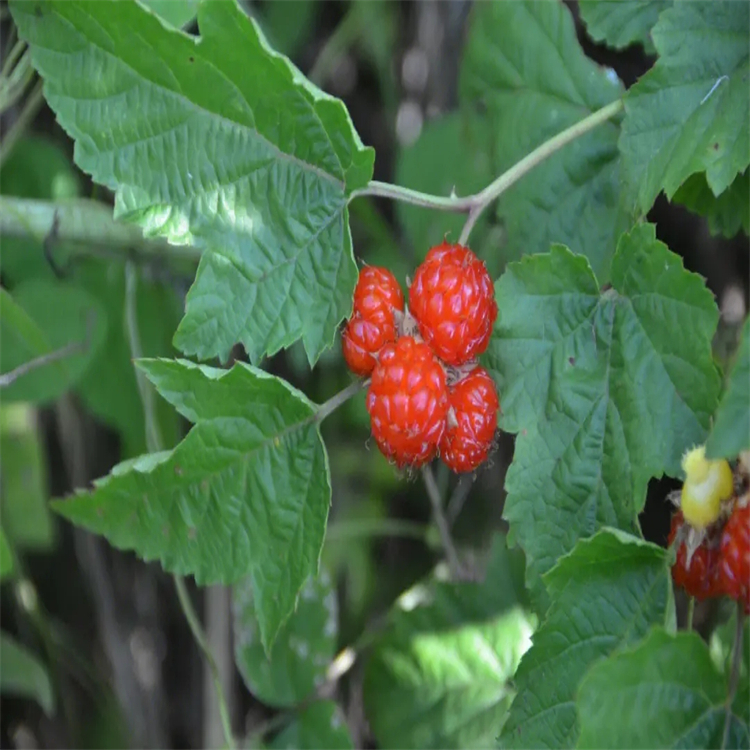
1 0 747 747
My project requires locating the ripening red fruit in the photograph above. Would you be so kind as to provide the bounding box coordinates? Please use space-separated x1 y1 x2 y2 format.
342 267 404 377
439 367 498 473
668 511 722 601
408 242 497 366
718 502 750 613
366 336 448 468
353 266 404 320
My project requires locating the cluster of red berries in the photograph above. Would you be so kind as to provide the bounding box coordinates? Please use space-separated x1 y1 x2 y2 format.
342 242 499 473
669 498 749 614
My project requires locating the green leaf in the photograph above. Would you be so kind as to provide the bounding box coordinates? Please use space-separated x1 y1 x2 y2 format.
0 529 14 581
266 701 353 750
394 113 494 265
139 0 199 28
673 170 750 239
459 0 632 282
620 1 750 214
0 404 55 551
577 628 749 749
0 632 55 715
499 529 672 748
74 262 183 456
578 1 671 54
706 316 750 459
0 280 107 404
485 224 720 595
51 358 330 651
234 568 337 707
363 536 535 749
257 0 318 59
11 0 374 366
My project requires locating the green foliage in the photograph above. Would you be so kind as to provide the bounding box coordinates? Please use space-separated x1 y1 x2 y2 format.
11 0 374 366
0 404 54 551
460 0 632 282
499 529 672 748
74 263 183 456
0 529 13 581
52 359 331 651
265 701 353 750
0 280 106 404
139 0 199 28
578 1 671 54
620 1 750 214
706 316 750 459
234 569 337 707
484 224 720 595
0 632 55 715
257 1 319 59
395 115 493 262
577 628 749 748
673 170 750 239
363 537 535 749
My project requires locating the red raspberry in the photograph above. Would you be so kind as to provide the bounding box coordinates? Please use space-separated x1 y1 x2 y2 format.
353 266 404 320
409 242 497 366
439 367 498 473
668 511 722 601
718 502 750 613
342 267 404 377
366 336 448 468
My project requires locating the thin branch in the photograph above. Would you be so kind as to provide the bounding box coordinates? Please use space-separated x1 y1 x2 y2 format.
686 596 695 631
308 6 360 86
0 79 44 166
124 263 235 750
315 378 368 422
721 603 746 749
349 99 624 247
446 474 474 527
175 577 236 750
0 195 202 262
326 518 428 543
0 337 85 388
421 464 464 578
124 262 164 454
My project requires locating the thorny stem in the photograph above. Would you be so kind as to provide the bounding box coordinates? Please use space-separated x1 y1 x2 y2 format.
124 263 235 750
721 603 746 750
421 464 464 578
315 378 368 422
349 99 624 246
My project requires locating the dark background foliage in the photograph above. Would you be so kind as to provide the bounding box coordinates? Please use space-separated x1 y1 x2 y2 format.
0 1 747 747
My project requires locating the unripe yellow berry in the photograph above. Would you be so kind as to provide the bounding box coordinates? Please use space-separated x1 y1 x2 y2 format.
680 445 733 529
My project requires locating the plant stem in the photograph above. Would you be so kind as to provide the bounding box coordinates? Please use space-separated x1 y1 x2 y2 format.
349 99 624 246
175 576 236 750
326 518 428 543
309 6 360 85
421 464 463 578
686 596 695 631
124 263 235 750
124 262 164 455
315 378 368 422
0 337 86 388
0 195 202 261
0 79 44 167
721 603 746 749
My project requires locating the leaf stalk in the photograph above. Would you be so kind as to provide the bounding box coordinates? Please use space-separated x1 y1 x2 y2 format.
350 99 624 245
